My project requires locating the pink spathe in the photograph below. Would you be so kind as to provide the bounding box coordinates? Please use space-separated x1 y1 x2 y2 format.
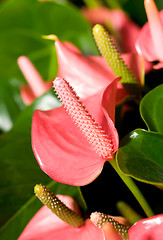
32 78 119 186
128 214 163 240
55 39 145 105
18 56 51 105
18 195 104 240
136 0 163 69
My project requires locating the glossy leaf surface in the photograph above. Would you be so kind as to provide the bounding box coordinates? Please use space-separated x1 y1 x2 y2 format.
140 84 163 134
117 129 163 187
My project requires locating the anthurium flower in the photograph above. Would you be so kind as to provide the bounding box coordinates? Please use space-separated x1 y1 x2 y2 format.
32 77 119 186
18 185 104 240
136 0 163 69
128 214 163 239
17 56 51 105
19 184 129 240
55 38 145 105
81 7 140 53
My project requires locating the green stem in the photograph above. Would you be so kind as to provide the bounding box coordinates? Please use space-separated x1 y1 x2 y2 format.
83 0 100 9
109 158 154 218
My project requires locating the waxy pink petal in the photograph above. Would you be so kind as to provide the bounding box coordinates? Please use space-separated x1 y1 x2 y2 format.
19 195 104 240
128 214 163 240
136 7 163 67
82 7 140 53
56 39 114 99
144 0 163 62
32 79 119 186
56 40 144 105
102 223 123 240
18 56 51 105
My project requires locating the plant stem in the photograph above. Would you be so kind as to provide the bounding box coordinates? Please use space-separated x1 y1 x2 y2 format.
109 158 154 218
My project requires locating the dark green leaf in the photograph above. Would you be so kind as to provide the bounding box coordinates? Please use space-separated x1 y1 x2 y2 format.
140 84 163 134
117 129 163 187
0 91 60 226
0 29 57 81
0 0 98 130
0 29 58 131
0 78 25 132
0 0 98 80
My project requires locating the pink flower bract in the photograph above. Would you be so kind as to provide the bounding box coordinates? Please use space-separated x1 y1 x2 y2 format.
18 195 104 240
32 78 119 186
128 214 163 240
31 39 146 186
56 39 145 105
136 11 163 63
18 56 51 105
136 0 163 69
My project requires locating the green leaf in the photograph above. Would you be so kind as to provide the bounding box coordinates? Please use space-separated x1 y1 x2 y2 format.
140 84 163 134
0 0 98 80
0 0 98 130
0 29 58 132
0 91 60 226
116 129 163 187
0 78 25 132
0 29 57 81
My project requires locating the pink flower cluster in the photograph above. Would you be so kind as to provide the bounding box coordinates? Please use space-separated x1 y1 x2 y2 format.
18 0 163 239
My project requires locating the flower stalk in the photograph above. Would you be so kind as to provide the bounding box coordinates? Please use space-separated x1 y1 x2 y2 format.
110 158 154 218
